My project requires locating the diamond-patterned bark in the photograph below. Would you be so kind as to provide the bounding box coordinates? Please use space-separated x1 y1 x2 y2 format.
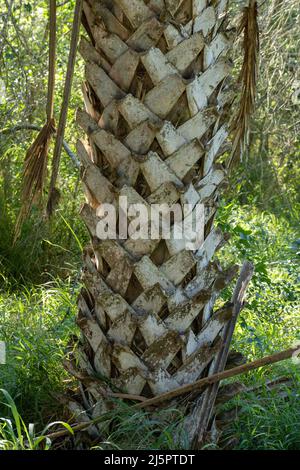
67 0 239 437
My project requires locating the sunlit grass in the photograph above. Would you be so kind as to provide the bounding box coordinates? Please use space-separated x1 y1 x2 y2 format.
0 275 79 424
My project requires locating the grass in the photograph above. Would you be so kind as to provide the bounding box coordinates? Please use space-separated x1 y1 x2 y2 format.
216 202 300 449
223 204 299 355
0 389 74 450
0 204 299 450
0 388 186 450
91 403 188 450
0 275 79 425
231 383 300 450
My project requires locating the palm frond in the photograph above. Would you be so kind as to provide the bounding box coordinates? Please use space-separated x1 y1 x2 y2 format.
229 0 259 169
13 119 56 243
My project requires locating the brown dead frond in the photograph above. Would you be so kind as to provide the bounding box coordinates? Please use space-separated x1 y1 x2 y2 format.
229 0 259 169
13 119 56 243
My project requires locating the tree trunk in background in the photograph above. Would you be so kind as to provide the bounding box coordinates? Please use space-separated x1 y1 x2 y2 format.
66 0 243 447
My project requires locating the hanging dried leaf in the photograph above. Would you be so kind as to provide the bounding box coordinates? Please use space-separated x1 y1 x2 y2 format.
13 119 56 243
229 0 259 168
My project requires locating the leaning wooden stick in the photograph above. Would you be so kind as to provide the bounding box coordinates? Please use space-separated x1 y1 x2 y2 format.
190 260 254 447
46 0 56 123
136 346 299 410
47 0 83 217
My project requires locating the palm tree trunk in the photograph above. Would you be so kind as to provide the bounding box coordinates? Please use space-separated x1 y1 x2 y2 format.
66 0 250 448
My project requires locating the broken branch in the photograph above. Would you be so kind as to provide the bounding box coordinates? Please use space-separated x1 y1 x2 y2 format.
47 0 83 217
189 260 254 447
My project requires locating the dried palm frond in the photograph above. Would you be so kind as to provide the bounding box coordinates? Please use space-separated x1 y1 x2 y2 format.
13 0 57 243
13 119 56 243
229 0 259 169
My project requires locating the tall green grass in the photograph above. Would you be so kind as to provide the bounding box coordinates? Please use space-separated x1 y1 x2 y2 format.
0 389 73 450
0 275 79 424
216 203 300 449
220 371 300 450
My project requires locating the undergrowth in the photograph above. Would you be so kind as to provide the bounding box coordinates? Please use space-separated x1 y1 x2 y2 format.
0 204 299 450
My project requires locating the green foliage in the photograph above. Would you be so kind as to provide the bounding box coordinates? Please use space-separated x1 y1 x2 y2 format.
0 205 298 450
214 202 300 450
217 202 300 354
0 389 73 450
0 388 185 451
91 403 187 451
0 0 85 286
0 181 87 285
0 276 79 423
221 372 300 450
